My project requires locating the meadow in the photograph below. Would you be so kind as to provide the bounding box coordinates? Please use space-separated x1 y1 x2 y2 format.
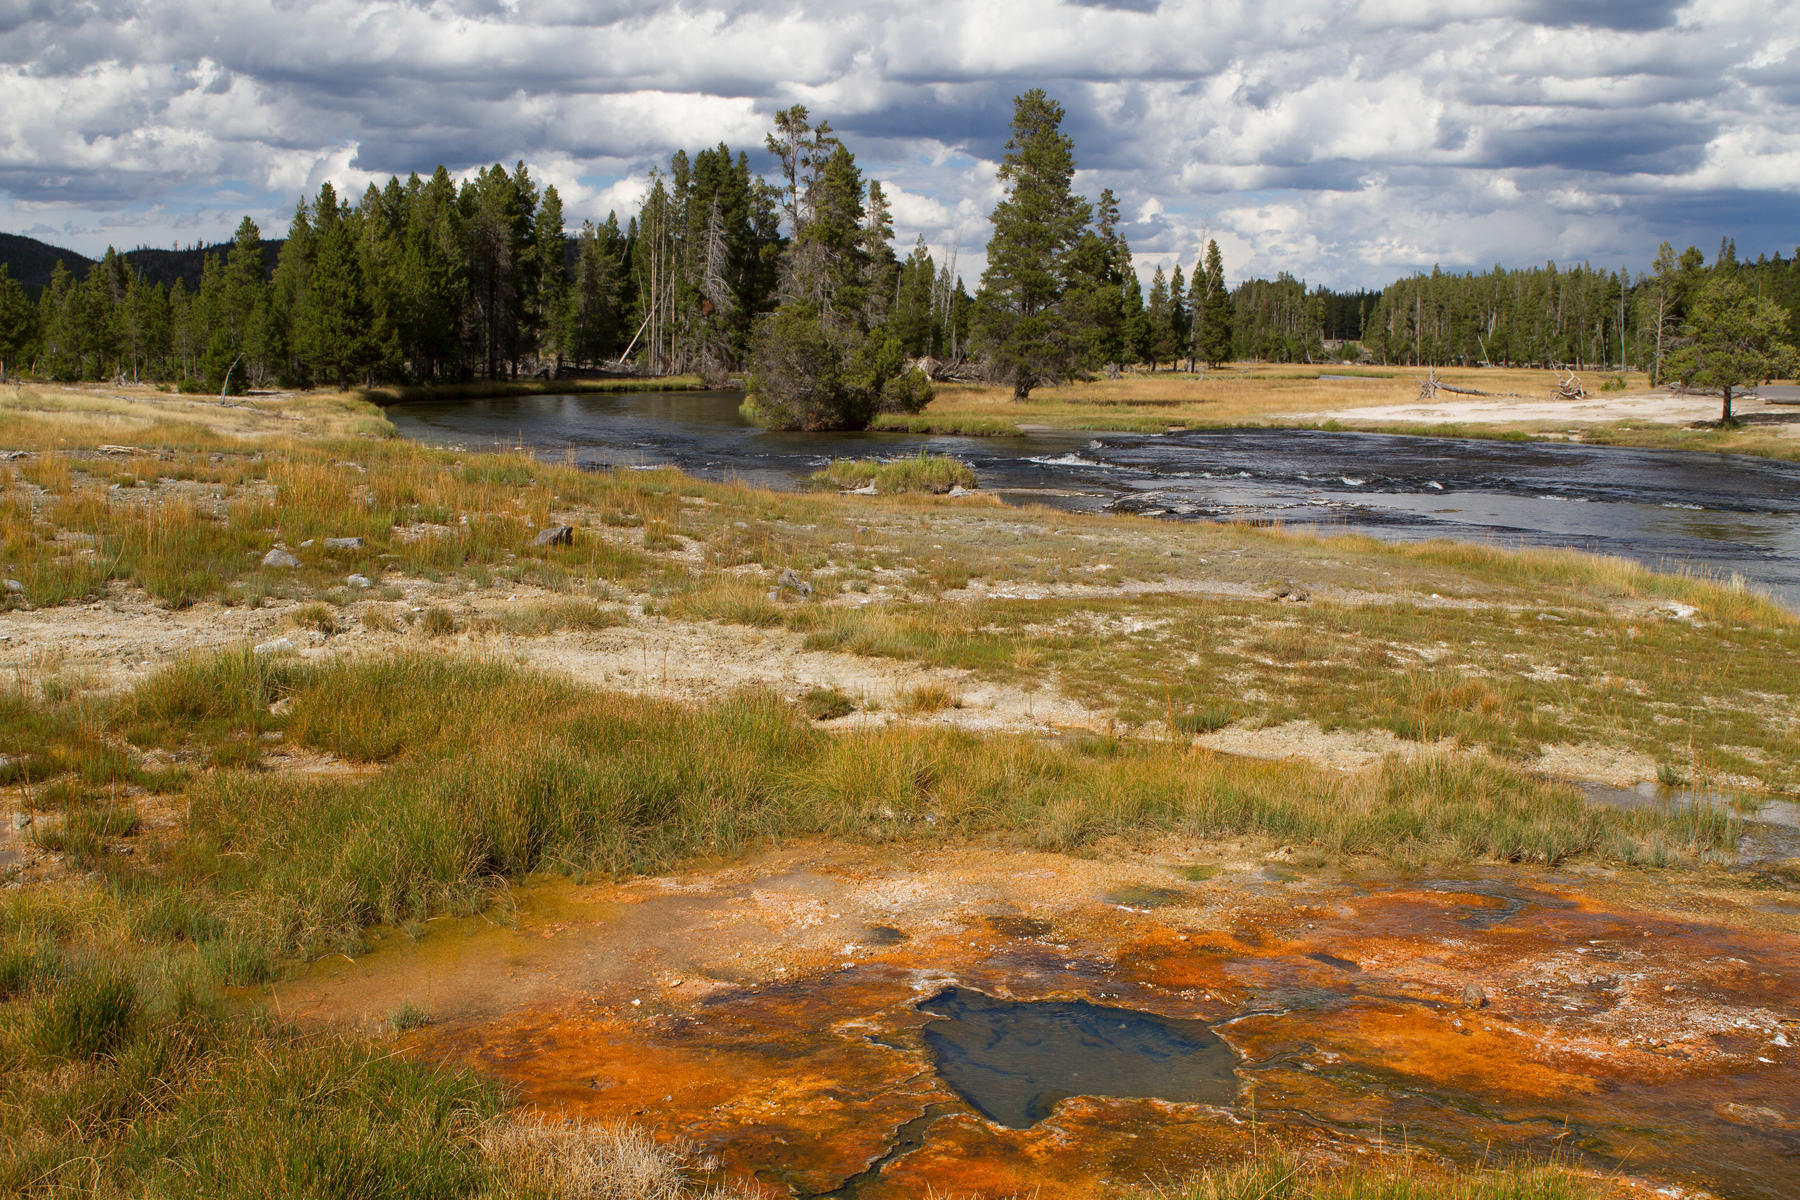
1 379 1792 1198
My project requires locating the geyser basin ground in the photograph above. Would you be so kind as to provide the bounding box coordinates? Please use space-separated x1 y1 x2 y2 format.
275 840 1800 1199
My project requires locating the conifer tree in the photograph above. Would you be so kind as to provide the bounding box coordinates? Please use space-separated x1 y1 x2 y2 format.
295 184 374 388
1146 266 1171 370
1168 263 1189 369
0 264 35 380
1195 239 1233 367
1667 272 1798 423
1121 268 1149 366
973 90 1092 400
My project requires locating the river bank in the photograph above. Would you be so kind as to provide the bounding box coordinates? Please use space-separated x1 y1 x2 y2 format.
880 368 1800 462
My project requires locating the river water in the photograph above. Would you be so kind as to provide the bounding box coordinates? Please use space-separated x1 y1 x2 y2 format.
384 389 1800 606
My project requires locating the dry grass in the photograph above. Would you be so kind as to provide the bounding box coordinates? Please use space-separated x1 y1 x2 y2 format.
897 367 1644 433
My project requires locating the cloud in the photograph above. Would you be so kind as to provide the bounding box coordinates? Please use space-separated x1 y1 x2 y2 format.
2 0 1799 287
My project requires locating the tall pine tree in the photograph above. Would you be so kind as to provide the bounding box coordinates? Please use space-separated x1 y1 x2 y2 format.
972 90 1092 401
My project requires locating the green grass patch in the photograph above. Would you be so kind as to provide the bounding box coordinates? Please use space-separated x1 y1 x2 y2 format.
806 451 978 494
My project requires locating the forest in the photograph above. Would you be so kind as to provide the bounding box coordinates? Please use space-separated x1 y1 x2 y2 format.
1 99 1797 418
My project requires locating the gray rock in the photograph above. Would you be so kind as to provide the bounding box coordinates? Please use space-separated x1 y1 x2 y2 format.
10 811 30 830
766 589 781 603
261 548 300 569
323 536 364 550
532 525 575 547
299 539 315 548
253 637 296 656
777 567 812 597
2 579 23 594
1462 982 1487 1009
346 573 373 589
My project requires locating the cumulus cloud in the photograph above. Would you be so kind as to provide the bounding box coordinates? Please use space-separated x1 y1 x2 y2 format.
3 0 1798 286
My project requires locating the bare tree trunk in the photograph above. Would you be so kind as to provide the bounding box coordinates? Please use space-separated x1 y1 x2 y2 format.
1722 385 1734 424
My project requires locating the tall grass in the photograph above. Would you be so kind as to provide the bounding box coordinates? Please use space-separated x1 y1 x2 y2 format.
806 452 979 494
103 651 1731 962
1135 1152 1603 1200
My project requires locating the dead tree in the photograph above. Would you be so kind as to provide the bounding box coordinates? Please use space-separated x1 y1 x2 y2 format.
1553 370 1586 400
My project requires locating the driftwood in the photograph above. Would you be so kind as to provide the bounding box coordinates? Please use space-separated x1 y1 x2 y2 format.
1552 370 1586 400
1416 367 1520 400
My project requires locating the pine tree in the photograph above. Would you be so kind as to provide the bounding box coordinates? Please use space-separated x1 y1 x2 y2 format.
1121 268 1149 366
1666 273 1798 423
1195 240 1233 367
1146 266 1170 370
0 264 36 380
295 184 375 388
972 90 1092 400
746 116 927 429
1168 264 1189 369
1065 188 1128 370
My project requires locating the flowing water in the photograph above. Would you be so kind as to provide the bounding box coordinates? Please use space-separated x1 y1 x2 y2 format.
385 389 1800 605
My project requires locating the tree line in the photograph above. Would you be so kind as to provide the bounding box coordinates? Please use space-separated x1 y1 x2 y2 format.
1 92 1796 426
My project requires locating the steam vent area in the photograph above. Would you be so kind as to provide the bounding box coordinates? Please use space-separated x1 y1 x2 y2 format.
277 841 1800 1199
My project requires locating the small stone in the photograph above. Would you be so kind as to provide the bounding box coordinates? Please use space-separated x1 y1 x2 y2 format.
777 567 812 597
10 811 30 830
346 574 373 589
1462 982 1488 1009
324 536 364 550
299 539 315 548
532 524 574 547
3 579 24 594
261 548 300 569
766 589 780 603
253 636 296 656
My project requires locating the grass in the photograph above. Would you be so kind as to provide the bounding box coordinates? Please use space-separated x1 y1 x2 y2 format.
0 640 1753 1198
8 382 1768 1199
891 368 1800 461
9 651 1742 971
1133 1152 1606 1199
806 451 979 494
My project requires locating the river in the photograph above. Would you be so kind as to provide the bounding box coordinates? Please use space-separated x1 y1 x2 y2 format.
384 388 1800 606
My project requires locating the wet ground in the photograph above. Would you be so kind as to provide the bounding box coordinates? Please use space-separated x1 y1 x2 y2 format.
276 840 1800 1199
386 390 1800 606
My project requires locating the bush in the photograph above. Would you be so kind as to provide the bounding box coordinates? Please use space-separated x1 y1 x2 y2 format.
878 366 935 414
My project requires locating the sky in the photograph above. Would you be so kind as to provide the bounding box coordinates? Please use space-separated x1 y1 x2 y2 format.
4 0 1799 290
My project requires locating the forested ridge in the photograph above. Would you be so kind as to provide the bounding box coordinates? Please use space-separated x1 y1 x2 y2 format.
2 101 1796 407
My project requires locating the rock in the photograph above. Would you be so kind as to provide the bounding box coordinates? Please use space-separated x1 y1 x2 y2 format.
849 484 878 496
253 637 296 656
777 567 813 597
10 811 30 830
324 536 364 551
346 574 373 589
2 579 23 595
532 525 574 548
1272 585 1310 602
299 539 315 548
1462 982 1488 1009
947 485 975 497
766 589 781 604
261 548 300 569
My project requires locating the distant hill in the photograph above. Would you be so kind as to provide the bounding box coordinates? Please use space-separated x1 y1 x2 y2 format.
0 232 95 292
0 231 283 296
